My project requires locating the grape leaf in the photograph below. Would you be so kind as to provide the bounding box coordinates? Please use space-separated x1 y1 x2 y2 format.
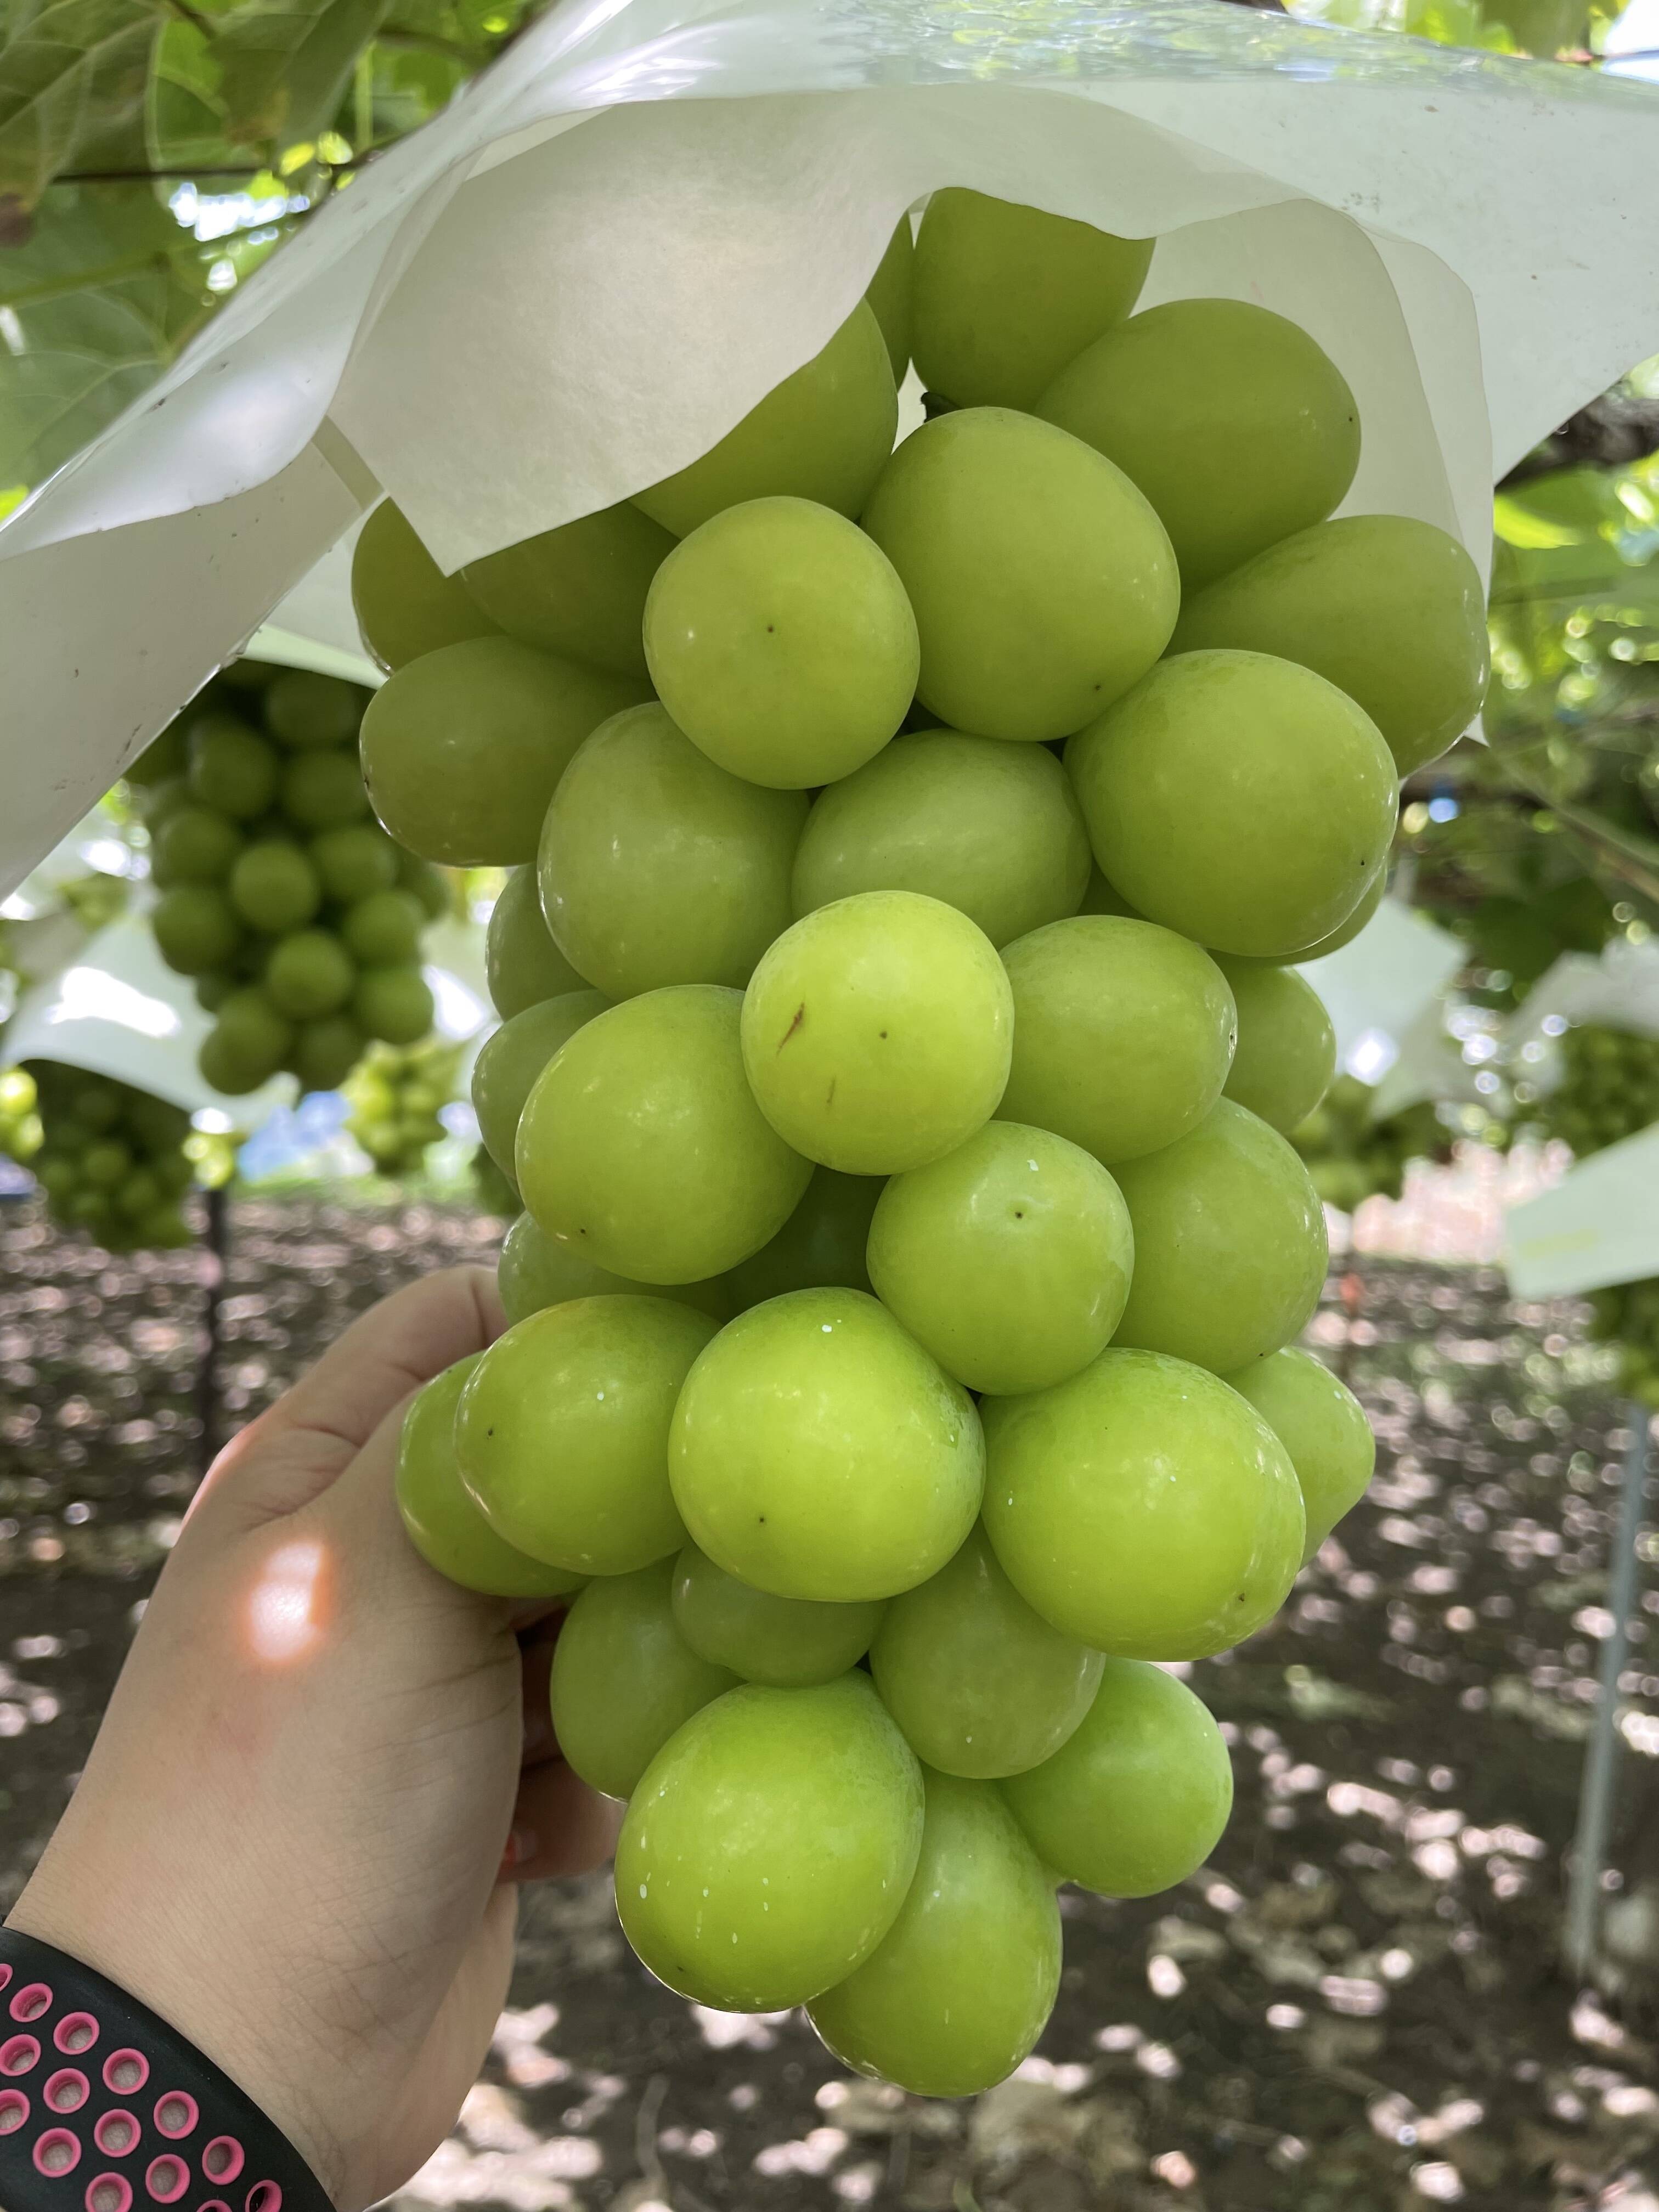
0 0 162 224
211 0 392 151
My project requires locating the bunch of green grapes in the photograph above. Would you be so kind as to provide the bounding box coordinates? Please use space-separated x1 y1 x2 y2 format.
128 664 445 1098
1539 1024 1659 1158
371 188 1491 2098
11 1063 196 1248
1290 1076 1458 1211
1587 1280 1659 1408
343 1038 460 1177
0 1066 43 1161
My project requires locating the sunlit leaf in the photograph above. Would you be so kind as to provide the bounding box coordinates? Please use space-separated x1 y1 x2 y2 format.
212 0 392 152
0 0 162 219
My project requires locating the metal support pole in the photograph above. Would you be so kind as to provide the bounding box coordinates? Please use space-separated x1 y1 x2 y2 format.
1565 1403 1651 1978
198 1182 229 1478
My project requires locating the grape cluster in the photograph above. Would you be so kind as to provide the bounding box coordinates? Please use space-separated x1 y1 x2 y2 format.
343 1038 460 1177
1588 1279 1659 1407
0 1066 42 1163
1290 1075 1455 1212
129 665 445 1097
8 1063 196 1248
376 188 1491 2096
1539 1023 1659 1158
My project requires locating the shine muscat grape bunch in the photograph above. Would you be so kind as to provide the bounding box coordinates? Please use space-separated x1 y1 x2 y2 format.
343 1037 462 1177
369 189 1488 2095
3 1063 196 1248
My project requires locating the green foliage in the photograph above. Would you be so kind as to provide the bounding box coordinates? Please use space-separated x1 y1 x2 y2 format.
0 0 161 221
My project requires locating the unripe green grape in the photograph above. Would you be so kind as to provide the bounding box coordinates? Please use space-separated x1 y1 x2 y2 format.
292 1015 365 1093
723 1165 879 1310
866 214 915 382
642 497 917 788
266 929 356 1020
1224 1345 1375 1561
150 805 242 887
672 1543 885 1687
911 188 1152 411
340 888 424 967
868 1121 1132 1396
114 1167 160 1220
538 704 806 997
669 1286 983 1603
981 1346 1305 1658
461 501 673 679
998 916 1236 1168
485 864 584 1018
208 987 293 1090
1171 514 1489 775
1218 960 1336 1135
862 408 1177 744
188 715 280 820
741 891 1013 1176
1111 1100 1328 1374
351 499 501 673
1268 868 1386 966
193 971 233 1014
634 301 896 538
229 839 324 933
793 730 1090 949
870 1523 1102 1779
359 637 647 866
1035 300 1360 589
353 966 434 1046
516 985 811 1284
309 822 400 905
808 1768 1060 2097
82 1139 131 1188
279 749 371 832
495 1210 730 1328
125 721 189 787
550 1561 738 1799
153 885 244 975
457 1295 716 1572
1000 1660 1234 1896
615 1673 924 2011
1068 650 1398 960
471 989 609 1179
264 670 365 749
397 1355 587 1598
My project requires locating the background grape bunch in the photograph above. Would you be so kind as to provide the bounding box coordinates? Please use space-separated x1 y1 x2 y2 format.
1290 1075 1458 1212
343 1038 461 1177
4 1063 197 1249
1538 1022 1659 1158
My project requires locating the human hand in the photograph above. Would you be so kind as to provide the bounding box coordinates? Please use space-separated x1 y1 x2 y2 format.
7 1267 619 2210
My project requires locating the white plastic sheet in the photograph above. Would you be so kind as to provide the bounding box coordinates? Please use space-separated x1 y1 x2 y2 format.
1296 896 1468 1079
1504 1123 1659 1297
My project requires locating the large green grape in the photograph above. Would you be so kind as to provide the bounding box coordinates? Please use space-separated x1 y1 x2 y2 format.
200 988 292 1093
981 1347 1305 1658
351 499 500 672
188 715 279 819
153 885 242 975
278 750 371 831
516 985 811 1282
1218 961 1336 1136
485 864 585 1018
723 1165 880 1310
1068 651 1398 960
538 704 806 997
808 1768 1060 2097
311 822 400 906
1035 300 1359 589
265 929 354 1020
292 1016 365 1093
461 501 673 679
496 1211 730 1328
669 1286 983 1602
264 672 362 749
861 409 1177 744
740 891 1013 1175
634 302 896 538
1224 1345 1375 1561
1001 1661 1234 1895
1277 868 1385 967
229 840 324 934
869 1524 1102 1778
549 1560 737 1799
151 805 241 888
672 1543 885 1687
911 189 1152 411
353 965 434 1046
471 989 609 1180
792 730 1091 949
615 1673 924 2011
359 638 647 865
1171 515 1489 775
340 889 424 968
867 1121 1132 1396
866 214 915 382
999 916 1235 1165
642 498 917 789
456 1295 716 1572
1112 1100 1328 1373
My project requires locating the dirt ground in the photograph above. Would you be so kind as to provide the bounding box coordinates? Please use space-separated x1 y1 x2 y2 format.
3 1192 1658 2212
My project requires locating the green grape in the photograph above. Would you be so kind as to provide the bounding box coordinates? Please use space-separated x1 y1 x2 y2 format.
150 805 242 887
340 889 424 967
397 1355 587 1598
279 751 370 832
1269 868 1385 966
229 839 324 933
187 715 279 820
981 1346 1305 1657
669 1286 983 1602
672 1543 885 1686
792 730 1091 949
516 985 811 1283
642 497 917 789
82 1139 131 1188
634 301 896 538
1077 864 1142 919
114 1168 159 1220
124 721 189 787
808 1768 1060 2097
869 1523 1102 1778
353 966 434 1045
202 988 292 1092
723 1165 879 1310
461 501 673 679
911 188 1152 411
741 891 1013 1175
1218 961 1336 1136
1035 301 1360 589
1112 1100 1328 1373
998 916 1236 1168
350 499 501 673
1067 650 1398 960
471 989 609 1178
264 671 365 749
496 1210 730 1328
456 1295 716 1572
550 1561 738 1799
266 929 356 1020
1171 515 1489 775
867 1121 1132 1395
485 864 585 1019
359 637 647 866
310 822 401 905
861 408 1177 744
292 1015 365 1093
1001 1660 1234 1896
153 885 243 975
538 704 807 997
614 1673 924 2011
866 214 915 382
1223 1345 1375 1562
